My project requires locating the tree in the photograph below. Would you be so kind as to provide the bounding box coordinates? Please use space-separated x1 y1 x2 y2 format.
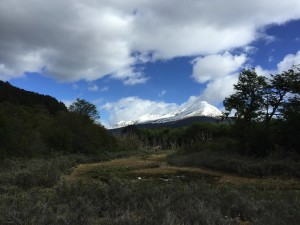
224 69 266 123
223 69 268 155
278 95 300 152
223 66 300 156
68 98 100 121
264 65 300 126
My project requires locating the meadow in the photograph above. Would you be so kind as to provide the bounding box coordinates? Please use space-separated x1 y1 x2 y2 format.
1 149 299 225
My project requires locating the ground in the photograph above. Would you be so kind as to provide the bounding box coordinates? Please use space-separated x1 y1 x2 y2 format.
65 151 300 190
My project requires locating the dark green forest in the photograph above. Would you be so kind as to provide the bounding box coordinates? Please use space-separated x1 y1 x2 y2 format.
0 81 116 158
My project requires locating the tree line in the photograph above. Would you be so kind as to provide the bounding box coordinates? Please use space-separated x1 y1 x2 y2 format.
121 65 300 157
1 65 299 158
0 83 116 158
121 122 230 150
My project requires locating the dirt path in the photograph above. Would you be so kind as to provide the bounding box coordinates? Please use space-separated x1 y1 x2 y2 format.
65 152 300 189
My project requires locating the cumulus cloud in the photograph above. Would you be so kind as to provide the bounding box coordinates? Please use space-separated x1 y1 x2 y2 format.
1 0 300 83
191 52 246 104
254 66 274 78
101 96 178 126
199 75 238 104
277 51 300 72
192 52 246 83
0 0 136 83
254 51 300 78
200 50 300 105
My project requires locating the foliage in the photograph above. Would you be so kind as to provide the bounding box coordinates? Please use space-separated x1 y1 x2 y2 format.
120 122 230 150
224 69 266 123
0 101 115 157
0 80 67 114
223 66 300 156
1 154 300 225
263 66 300 127
168 143 300 178
68 98 100 121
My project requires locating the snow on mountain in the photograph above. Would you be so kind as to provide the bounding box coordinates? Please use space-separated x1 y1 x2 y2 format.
114 101 222 128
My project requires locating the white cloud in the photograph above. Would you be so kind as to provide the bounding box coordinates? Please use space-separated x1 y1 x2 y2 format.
257 32 277 44
192 52 246 83
200 50 300 105
112 67 150 85
101 96 178 126
254 66 274 78
254 51 300 78
196 50 300 105
242 46 257 55
199 75 238 104
277 51 300 72
191 52 246 104
1 0 300 82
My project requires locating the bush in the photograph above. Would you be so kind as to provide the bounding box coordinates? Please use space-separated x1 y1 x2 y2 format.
168 145 300 178
1 154 300 224
115 135 142 151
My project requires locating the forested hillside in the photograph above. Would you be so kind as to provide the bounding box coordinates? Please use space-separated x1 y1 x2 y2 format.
0 81 67 114
0 82 116 158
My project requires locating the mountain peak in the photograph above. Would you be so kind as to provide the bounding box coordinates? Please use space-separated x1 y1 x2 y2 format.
114 100 222 128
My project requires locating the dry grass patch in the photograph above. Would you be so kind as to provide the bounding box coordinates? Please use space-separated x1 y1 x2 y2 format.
65 154 164 181
65 151 300 190
143 153 168 162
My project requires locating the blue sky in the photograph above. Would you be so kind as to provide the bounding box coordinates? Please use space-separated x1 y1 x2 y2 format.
1 0 300 127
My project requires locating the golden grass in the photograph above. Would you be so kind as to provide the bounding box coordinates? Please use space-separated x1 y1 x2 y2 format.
64 151 300 190
65 154 163 181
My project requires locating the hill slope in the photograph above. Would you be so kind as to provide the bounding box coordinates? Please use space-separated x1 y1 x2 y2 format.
0 81 67 114
0 81 115 157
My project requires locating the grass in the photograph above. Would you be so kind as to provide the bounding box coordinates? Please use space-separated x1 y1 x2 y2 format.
1 150 300 224
67 152 300 190
167 146 300 178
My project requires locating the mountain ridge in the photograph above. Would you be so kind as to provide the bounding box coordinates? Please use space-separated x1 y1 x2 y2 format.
0 81 67 114
114 100 222 128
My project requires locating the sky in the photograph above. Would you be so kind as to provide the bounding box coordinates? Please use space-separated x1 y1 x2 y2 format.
1 0 300 128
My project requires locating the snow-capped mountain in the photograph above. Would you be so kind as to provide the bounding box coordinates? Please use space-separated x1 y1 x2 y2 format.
114 101 222 128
